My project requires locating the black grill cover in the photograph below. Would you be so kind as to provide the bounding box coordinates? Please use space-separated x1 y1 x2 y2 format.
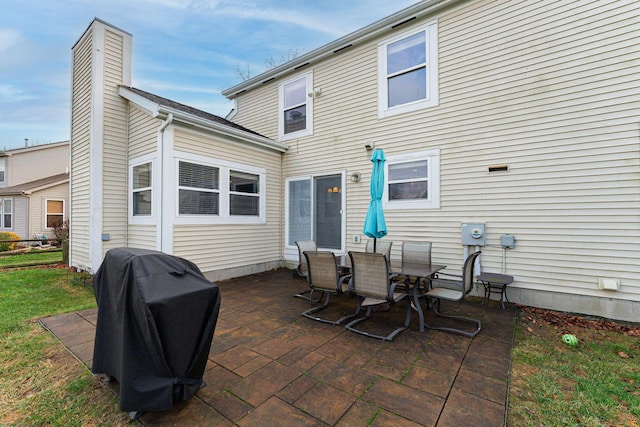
91 248 220 413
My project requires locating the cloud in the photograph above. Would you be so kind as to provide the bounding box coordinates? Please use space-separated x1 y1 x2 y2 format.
0 28 21 55
187 1 347 38
0 84 36 102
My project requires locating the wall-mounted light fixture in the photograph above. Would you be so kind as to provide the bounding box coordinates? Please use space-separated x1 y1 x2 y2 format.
308 88 322 98
364 142 375 151
350 172 361 183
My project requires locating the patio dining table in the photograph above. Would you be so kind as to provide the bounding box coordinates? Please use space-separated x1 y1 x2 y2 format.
337 254 445 333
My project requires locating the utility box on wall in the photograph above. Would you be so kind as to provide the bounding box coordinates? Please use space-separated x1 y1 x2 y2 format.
461 223 486 246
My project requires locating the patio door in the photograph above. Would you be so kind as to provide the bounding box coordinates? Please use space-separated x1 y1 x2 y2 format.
287 174 343 251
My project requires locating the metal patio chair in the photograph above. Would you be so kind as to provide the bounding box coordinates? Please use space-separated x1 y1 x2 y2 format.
365 239 392 259
422 251 482 338
398 241 432 290
301 251 356 325
294 240 320 301
344 251 411 341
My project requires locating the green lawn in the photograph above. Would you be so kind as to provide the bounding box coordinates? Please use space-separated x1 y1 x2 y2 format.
508 308 640 426
0 265 130 426
0 249 62 268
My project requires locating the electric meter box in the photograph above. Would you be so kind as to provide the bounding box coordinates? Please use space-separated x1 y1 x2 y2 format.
461 223 486 246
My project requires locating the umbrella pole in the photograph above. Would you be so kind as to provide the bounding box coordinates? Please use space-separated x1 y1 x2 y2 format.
373 238 377 253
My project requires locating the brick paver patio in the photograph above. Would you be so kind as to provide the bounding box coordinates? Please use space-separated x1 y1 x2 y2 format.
41 268 515 426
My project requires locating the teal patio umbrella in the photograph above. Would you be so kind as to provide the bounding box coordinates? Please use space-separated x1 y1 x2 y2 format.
363 148 387 252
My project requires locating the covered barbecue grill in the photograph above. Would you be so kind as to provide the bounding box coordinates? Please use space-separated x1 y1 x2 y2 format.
92 248 220 417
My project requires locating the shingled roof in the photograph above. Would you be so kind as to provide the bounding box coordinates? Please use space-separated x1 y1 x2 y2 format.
123 86 266 138
0 172 69 196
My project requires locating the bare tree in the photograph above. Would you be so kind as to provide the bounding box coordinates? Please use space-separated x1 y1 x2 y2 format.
234 48 304 82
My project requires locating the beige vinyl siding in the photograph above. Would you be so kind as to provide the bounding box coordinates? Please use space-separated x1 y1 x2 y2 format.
232 84 279 139
30 183 69 238
172 128 283 274
126 106 159 249
12 196 28 239
6 144 68 186
101 29 129 252
128 224 156 249
70 30 93 269
230 0 640 311
128 105 159 158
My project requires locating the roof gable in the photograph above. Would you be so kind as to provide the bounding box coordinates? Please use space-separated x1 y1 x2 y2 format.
119 86 288 153
0 172 69 196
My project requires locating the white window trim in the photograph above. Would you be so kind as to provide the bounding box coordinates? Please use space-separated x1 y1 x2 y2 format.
378 20 439 119
0 197 12 229
173 151 266 225
284 171 346 254
383 149 440 210
0 158 6 185
129 154 156 225
278 72 314 141
44 198 65 230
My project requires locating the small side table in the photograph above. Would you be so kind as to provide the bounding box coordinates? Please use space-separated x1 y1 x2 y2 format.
477 272 513 310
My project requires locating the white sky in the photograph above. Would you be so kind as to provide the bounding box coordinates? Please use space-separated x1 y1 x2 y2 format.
0 0 418 150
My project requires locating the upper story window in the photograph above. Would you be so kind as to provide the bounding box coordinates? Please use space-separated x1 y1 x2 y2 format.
45 199 64 229
384 149 440 210
378 21 439 118
175 153 266 224
279 72 313 141
0 158 6 185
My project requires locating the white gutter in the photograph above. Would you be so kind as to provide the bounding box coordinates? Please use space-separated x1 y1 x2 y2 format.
222 0 461 98
158 113 173 253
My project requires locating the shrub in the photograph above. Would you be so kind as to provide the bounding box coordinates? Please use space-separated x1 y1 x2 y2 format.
53 220 69 241
0 231 21 251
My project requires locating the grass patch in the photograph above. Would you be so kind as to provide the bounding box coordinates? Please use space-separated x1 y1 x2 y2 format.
0 250 62 268
508 308 640 426
0 266 130 426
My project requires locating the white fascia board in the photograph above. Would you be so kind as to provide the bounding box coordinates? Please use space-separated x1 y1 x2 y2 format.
221 0 460 98
118 86 161 116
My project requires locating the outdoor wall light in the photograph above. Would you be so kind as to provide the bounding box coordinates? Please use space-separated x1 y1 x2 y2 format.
350 172 361 182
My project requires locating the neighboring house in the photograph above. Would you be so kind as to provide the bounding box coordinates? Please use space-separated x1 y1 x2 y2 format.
70 1 639 322
0 142 69 241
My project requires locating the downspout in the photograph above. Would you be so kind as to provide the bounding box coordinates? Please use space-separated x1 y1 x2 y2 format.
158 113 173 252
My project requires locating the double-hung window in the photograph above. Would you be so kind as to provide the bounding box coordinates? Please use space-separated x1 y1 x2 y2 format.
178 162 219 215
229 171 260 216
129 155 156 224
378 20 438 118
279 72 313 140
132 162 152 216
45 199 64 229
0 198 12 229
175 154 265 224
384 149 440 209
0 158 6 185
